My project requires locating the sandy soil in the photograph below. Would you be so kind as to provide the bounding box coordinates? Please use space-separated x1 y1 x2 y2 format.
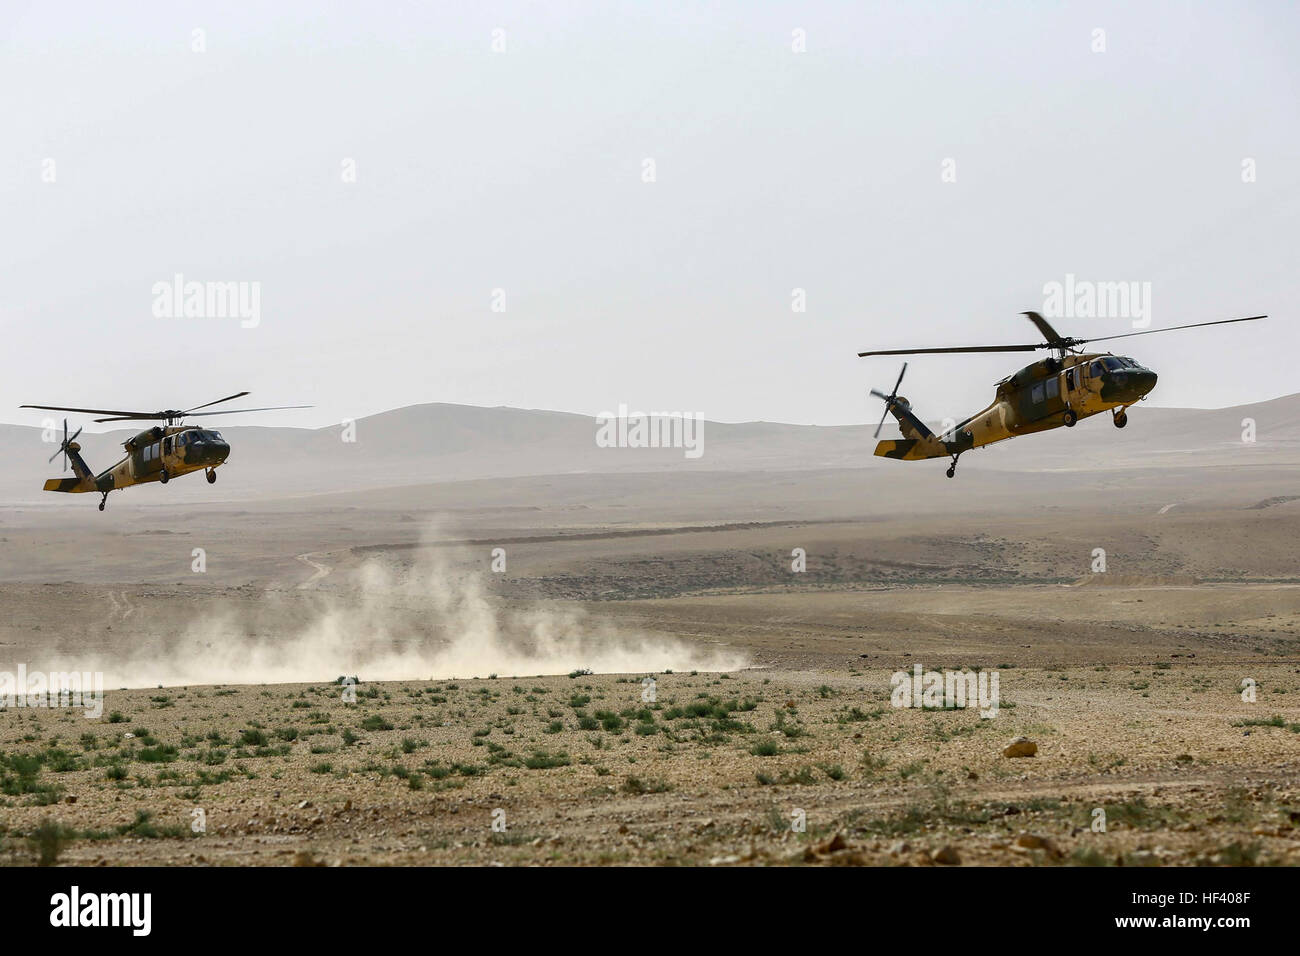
1 464 1298 866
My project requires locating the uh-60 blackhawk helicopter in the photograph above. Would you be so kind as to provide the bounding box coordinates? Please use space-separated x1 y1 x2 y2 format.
859 311 1267 478
19 392 310 510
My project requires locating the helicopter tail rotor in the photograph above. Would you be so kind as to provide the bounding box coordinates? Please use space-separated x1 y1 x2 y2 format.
47 418 83 470
870 363 908 438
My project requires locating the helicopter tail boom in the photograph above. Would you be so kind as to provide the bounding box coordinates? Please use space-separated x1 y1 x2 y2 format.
42 442 97 492
873 406 976 460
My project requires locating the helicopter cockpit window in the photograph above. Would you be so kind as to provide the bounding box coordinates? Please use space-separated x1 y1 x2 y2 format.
1102 357 1124 371
1090 361 1104 376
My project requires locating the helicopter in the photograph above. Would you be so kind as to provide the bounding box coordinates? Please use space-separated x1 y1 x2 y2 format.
859 311 1267 478
19 392 310 510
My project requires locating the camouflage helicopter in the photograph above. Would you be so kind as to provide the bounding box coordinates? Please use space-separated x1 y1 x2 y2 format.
859 311 1266 478
20 392 310 510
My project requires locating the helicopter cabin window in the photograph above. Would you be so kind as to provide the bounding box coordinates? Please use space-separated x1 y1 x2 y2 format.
1032 377 1061 405
178 433 186 447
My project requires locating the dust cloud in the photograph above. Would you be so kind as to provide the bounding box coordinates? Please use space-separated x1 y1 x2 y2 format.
92 531 746 688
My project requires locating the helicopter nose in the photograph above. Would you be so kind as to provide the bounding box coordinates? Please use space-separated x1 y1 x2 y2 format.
1103 368 1157 403
195 441 229 465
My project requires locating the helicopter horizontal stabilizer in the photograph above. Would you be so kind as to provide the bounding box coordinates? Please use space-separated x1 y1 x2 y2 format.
874 439 937 460
43 476 91 493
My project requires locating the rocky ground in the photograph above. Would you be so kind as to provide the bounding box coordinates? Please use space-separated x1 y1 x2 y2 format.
2 663 1297 866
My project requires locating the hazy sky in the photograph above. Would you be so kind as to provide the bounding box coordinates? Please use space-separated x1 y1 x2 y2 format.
2 1 1295 432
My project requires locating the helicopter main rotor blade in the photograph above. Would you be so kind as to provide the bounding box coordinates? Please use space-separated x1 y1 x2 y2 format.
1071 314 1267 347
23 397 311 424
1022 311 1066 347
184 405 313 417
183 391 251 413
20 404 156 418
858 344 1039 357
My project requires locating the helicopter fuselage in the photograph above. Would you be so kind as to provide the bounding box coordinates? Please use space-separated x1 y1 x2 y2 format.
875 351 1157 461
110 424 231 487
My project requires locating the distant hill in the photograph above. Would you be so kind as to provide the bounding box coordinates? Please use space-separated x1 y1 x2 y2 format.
1 395 1296 503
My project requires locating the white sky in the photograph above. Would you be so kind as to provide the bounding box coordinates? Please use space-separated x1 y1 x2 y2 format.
1 1 1295 431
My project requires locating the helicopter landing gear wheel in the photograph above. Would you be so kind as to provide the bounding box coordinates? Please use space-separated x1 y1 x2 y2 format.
1113 409 1128 428
159 469 169 484
206 469 217 484
1063 408 1078 427
98 493 107 512
946 455 959 479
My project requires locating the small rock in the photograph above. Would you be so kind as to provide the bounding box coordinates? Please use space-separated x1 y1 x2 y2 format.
931 845 961 865
1014 833 1063 858
1003 737 1038 758
816 832 848 854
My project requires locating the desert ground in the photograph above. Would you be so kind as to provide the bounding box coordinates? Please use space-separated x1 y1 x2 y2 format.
1 402 1298 866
